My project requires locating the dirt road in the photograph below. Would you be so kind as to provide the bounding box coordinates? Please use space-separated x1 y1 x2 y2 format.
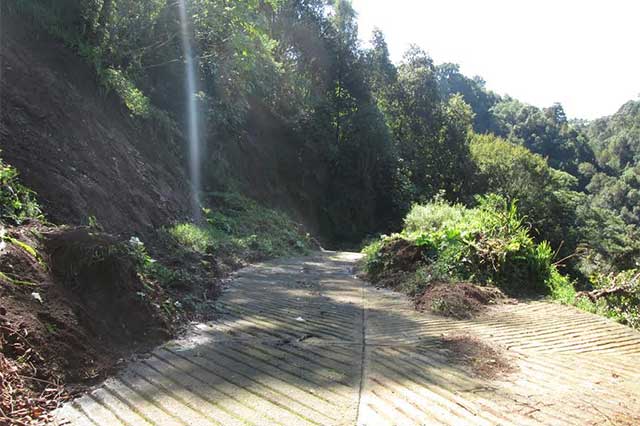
54 251 640 425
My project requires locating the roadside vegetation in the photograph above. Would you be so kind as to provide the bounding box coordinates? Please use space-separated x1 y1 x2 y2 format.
362 196 573 317
0 157 43 225
169 192 313 262
362 195 639 328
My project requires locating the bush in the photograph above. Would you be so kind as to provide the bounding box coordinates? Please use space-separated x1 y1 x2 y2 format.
403 197 468 234
363 194 573 296
100 68 151 117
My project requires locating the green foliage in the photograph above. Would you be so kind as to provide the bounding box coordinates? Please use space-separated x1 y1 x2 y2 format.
470 133 640 282
170 193 312 260
0 157 43 225
381 47 476 202
490 99 595 176
435 63 500 134
570 271 640 330
126 237 172 286
0 270 38 287
364 195 573 296
170 224 212 254
5 236 41 261
590 271 640 329
404 197 468 234
586 163 640 228
100 68 151 117
470 133 579 250
588 100 640 174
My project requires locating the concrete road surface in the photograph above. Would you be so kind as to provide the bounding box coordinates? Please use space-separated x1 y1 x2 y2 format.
54 251 640 425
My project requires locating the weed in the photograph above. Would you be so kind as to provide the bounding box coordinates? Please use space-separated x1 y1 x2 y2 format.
0 271 37 287
6 237 41 261
87 215 103 231
44 323 58 334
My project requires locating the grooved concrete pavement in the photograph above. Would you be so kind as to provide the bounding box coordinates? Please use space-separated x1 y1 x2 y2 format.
54 251 640 425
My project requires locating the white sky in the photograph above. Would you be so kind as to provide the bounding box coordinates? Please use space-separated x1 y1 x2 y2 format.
351 0 640 119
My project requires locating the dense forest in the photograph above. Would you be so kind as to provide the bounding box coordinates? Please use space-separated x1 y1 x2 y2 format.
4 0 640 323
2 0 640 423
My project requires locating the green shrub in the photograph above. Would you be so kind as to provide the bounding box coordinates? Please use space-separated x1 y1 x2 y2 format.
404 198 468 234
0 157 43 225
100 68 151 117
363 194 571 295
170 223 214 254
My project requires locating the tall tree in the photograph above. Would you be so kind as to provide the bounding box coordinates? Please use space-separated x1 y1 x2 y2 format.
435 63 500 134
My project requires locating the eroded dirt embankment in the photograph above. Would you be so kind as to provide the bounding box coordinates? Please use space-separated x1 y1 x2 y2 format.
0 224 189 424
0 10 192 238
0 10 199 422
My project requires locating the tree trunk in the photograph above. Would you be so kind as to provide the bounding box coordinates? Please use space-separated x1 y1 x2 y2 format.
96 0 113 46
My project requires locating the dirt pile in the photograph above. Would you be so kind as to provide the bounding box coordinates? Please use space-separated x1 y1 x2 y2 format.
361 238 430 290
441 334 515 379
364 237 511 319
0 223 181 425
416 282 508 319
377 238 430 273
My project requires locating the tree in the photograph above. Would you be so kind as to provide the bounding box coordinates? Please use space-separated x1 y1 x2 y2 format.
435 63 500 134
491 98 595 177
470 133 579 252
364 28 398 115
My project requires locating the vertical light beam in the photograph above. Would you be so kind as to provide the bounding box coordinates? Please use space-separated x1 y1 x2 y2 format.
177 0 202 222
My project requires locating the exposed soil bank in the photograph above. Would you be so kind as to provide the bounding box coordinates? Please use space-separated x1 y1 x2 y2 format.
0 224 185 424
0 8 191 238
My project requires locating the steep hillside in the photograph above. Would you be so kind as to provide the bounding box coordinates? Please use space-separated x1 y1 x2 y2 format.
209 101 324 237
0 9 323 243
0 12 192 236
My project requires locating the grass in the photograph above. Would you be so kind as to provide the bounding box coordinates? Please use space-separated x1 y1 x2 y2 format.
170 192 313 261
